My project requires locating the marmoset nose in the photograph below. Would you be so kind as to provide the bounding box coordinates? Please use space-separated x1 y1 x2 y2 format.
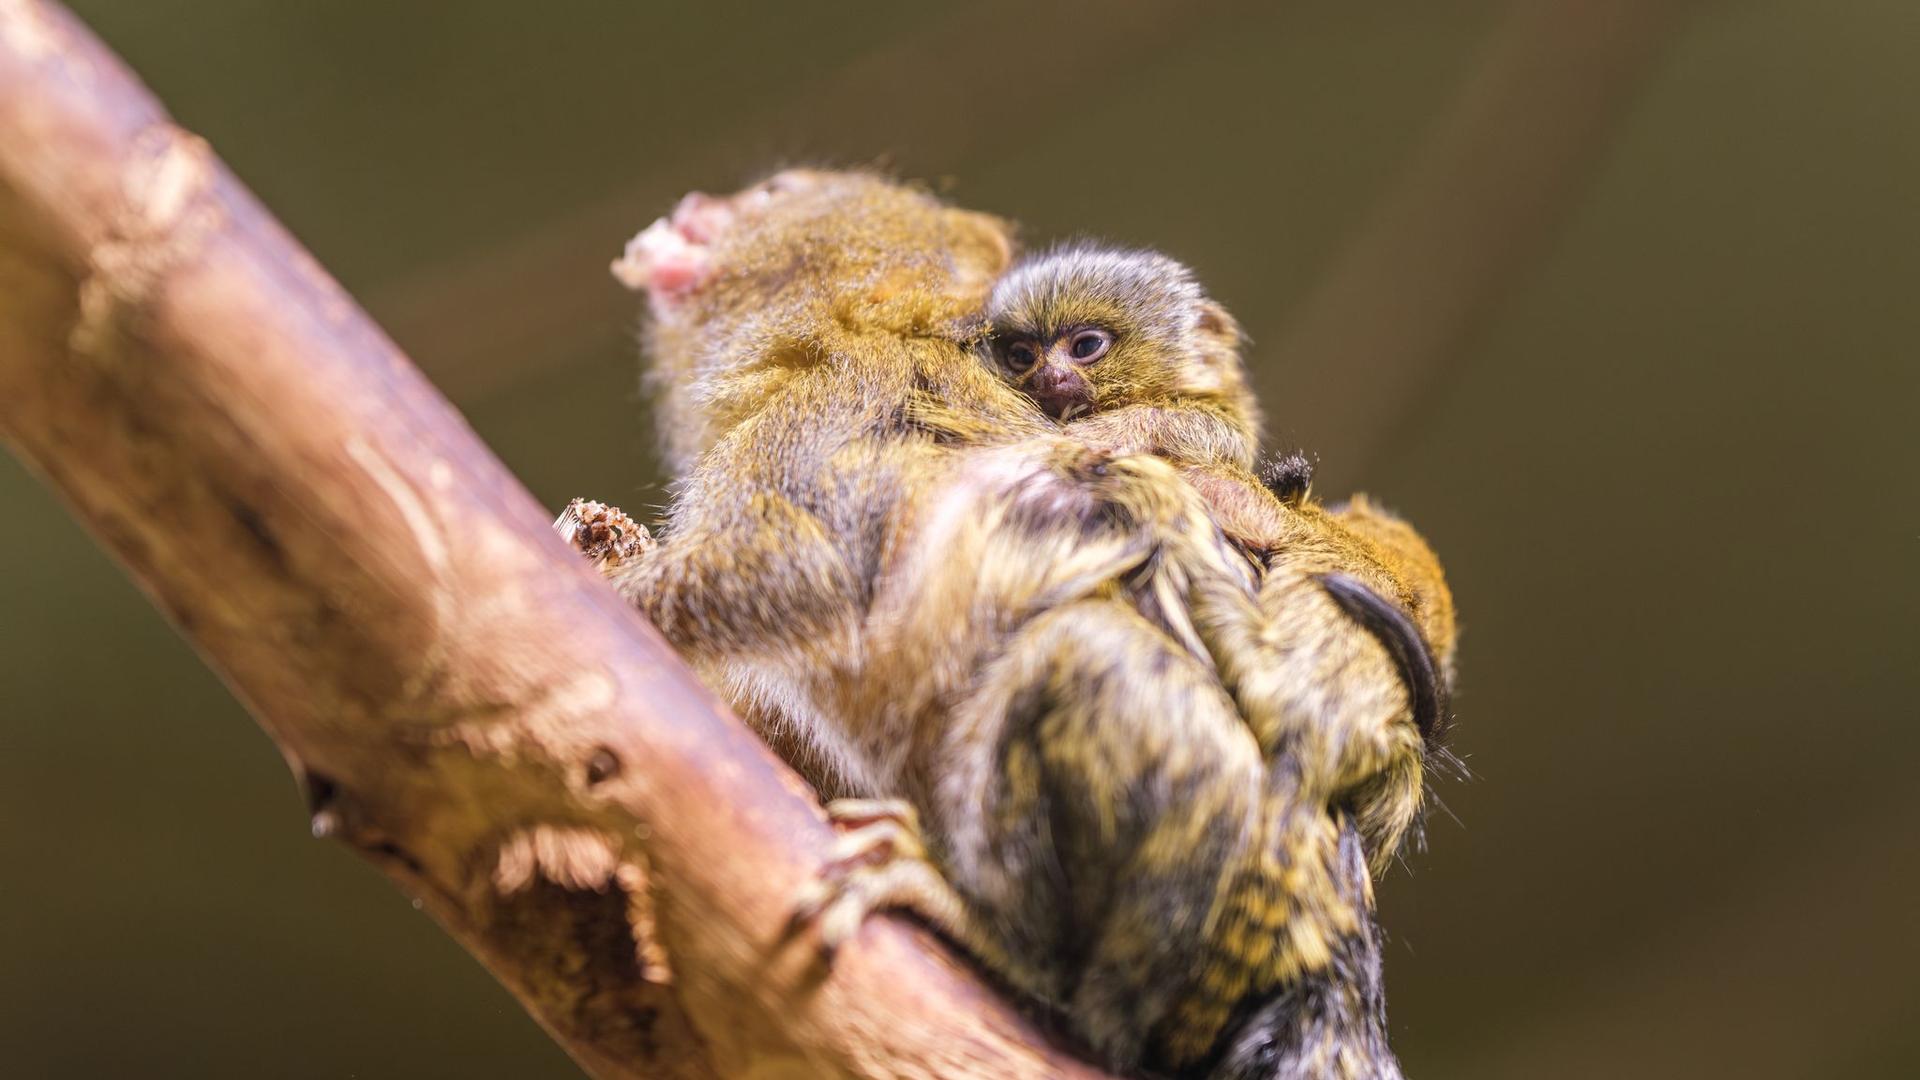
1029 365 1092 419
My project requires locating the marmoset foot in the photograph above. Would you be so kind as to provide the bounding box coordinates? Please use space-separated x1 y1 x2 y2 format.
555 498 653 569
791 797 1033 983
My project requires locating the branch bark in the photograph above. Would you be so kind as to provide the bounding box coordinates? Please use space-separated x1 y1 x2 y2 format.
0 3 1105 1077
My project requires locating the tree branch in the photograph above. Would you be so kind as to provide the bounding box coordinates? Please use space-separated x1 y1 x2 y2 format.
0 3 1104 1076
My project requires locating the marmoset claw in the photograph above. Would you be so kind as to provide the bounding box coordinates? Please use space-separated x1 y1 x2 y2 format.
793 798 949 956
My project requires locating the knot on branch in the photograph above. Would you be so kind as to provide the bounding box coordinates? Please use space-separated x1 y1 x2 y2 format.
301 768 432 882
491 824 672 985
72 123 218 357
483 824 685 1064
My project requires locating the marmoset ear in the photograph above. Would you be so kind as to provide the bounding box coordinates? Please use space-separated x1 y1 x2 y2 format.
944 209 1017 299
1194 298 1245 347
1166 298 1253 406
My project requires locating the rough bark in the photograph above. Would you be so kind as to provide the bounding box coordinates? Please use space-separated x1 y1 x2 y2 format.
0 2 1104 1077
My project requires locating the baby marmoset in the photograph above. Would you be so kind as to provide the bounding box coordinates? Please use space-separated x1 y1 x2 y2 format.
572 171 1445 1077
982 244 1457 864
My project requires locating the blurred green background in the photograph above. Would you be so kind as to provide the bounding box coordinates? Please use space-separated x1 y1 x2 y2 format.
3 1 1916 1076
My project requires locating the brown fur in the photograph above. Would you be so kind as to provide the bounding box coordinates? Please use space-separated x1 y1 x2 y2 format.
984 247 1457 870
568 170 1454 1077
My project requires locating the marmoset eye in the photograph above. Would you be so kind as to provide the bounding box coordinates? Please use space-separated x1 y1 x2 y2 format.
1068 328 1111 363
1004 340 1041 371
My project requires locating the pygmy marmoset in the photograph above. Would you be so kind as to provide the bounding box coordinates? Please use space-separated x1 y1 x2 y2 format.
562 170 1455 1078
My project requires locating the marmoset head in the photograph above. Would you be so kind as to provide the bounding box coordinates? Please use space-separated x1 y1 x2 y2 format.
611 168 1018 471
982 244 1255 424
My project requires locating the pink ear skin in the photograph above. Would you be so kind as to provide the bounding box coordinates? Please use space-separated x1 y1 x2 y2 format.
610 191 742 314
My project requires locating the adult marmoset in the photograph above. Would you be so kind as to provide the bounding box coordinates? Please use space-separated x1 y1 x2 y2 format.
568 169 1443 1078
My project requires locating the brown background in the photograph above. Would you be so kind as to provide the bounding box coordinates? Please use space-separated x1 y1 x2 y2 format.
3 2 1915 1077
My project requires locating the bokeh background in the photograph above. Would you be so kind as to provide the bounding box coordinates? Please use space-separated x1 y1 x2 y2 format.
4 1 1916 1076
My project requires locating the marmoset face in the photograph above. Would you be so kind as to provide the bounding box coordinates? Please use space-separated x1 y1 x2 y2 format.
984 243 1246 421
